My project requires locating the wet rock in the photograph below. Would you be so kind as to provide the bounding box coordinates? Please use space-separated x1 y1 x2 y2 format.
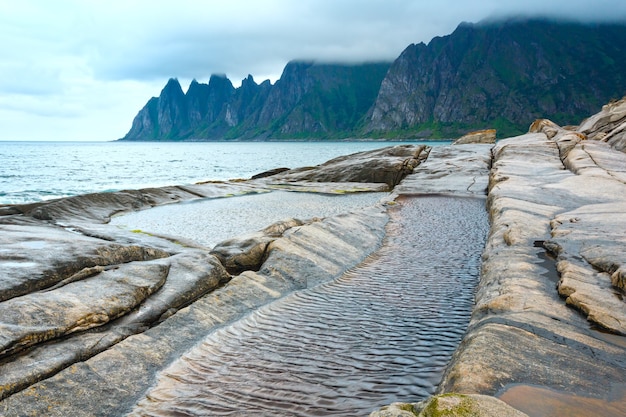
452 129 497 144
438 122 626 403
0 206 388 416
262 144 429 189
393 144 492 196
211 218 305 274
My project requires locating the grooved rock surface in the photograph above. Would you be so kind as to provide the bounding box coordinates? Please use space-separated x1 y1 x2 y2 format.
0 206 389 417
438 121 626 417
262 145 428 189
393 144 492 196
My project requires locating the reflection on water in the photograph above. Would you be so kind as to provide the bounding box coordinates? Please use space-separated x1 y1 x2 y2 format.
499 384 626 417
130 196 489 416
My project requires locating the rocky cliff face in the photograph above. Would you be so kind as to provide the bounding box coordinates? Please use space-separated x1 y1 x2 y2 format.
367 19 626 137
121 62 390 141
122 18 626 141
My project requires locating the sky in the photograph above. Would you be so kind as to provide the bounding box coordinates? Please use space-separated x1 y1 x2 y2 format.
1 0 625 141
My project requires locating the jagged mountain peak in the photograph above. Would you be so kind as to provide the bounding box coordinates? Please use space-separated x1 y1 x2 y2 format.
366 18 626 137
121 18 626 141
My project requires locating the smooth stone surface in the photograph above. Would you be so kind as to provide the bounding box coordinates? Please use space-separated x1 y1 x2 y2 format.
0 260 167 357
0 220 170 302
438 124 626 404
393 144 492 196
211 218 305 274
370 394 528 417
0 206 389 416
578 97 626 151
261 144 428 188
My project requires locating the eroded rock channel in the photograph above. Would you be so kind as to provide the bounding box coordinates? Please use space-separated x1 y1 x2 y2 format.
129 196 489 416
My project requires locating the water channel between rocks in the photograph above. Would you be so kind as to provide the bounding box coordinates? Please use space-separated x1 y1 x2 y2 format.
130 196 489 417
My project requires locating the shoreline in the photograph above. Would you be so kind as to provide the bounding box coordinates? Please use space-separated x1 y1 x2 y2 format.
1 104 625 415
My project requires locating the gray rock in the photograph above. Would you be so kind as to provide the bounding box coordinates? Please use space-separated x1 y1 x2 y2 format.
438 121 626 408
210 218 305 274
263 144 429 189
0 206 389 416
393 144 492 196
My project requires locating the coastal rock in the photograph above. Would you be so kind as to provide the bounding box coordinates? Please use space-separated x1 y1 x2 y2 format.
370 394 528 417
6 181 265 224
263 144 428 189
577 97 626 151
0 206 389 416
211 218 305 274
250 167 290 179
393 144 492 196
437 120 626 416
419 394 528 417
0 261 168 357
0 250 230 402
452 129 496 144
0 221 169 301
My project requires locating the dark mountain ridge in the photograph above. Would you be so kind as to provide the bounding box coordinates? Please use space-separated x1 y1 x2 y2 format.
367 18 626 137
120 18 626 141
122 62 390 141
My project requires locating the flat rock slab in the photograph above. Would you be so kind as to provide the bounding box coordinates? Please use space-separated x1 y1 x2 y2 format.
0 221 169 301
394 144 492 196
0 261 168 357
438 129 626 412
0 250 229 402
260 144 428 188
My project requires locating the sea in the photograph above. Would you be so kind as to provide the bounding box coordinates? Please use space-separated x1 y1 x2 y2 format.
0 140 450 205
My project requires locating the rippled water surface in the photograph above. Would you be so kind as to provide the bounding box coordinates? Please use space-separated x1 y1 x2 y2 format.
131 196 488 416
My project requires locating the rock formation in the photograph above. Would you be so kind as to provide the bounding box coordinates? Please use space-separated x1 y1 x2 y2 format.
1 101 626 416
452 129 496 145
121 19 626 141
121 62 390 141
367 18 626 138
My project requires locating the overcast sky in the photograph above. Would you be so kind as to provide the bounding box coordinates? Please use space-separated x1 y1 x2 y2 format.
1 0 625 141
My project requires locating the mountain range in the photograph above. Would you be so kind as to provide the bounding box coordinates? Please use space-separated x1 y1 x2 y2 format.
120 18 626 141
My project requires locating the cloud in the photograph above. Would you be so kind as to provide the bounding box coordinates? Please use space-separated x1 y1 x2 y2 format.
0 0 625 140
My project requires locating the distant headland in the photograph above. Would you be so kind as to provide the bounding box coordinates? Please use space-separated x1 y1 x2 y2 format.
120 18 626 142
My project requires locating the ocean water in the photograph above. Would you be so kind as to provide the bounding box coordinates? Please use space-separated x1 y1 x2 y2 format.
0 141 448 205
